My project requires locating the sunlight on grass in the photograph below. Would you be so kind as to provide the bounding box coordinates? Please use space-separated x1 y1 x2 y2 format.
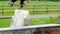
30 17 60 25
0 16 60 28
0 1 60 28
0 19 11 28
0 1 60 16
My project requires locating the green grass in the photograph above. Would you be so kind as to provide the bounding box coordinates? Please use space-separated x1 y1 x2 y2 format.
0 1 60 16
0 1 60 28
0 1 60 5
0 16 60 28
0 19 11 28
30 17 60 25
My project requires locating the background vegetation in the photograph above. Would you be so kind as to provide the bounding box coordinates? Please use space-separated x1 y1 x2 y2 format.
0 1 60 16
0 1 60 28
0 16 60 28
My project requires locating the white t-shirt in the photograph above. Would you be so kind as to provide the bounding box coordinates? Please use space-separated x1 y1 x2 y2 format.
11 9 30 28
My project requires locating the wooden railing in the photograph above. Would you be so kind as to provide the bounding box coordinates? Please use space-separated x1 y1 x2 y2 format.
0 4 60 16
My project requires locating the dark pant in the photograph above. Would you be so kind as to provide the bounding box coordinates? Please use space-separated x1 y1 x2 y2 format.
11 0 25 4
11 0 16 2
12 30 22 34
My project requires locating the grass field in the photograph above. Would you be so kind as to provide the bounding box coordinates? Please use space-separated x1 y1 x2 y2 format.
0 16 60 28
0 19 11 28
0 1 60 28
30 16 60 25
0 1 60 16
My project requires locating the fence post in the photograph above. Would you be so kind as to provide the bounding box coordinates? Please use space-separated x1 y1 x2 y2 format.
46 5 48 13
2 5 4 16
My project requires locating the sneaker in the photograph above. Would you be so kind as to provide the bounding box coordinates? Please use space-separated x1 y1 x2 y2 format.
9 2 14 7
20 3 25 8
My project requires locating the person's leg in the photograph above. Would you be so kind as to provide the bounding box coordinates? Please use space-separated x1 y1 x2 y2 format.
12 30 17 34
10 0 17 7
20 0 25 8
20 0 25 4
17 31 22 34
11 0 17 2
12 30 22 34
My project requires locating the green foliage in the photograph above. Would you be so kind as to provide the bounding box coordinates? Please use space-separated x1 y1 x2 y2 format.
30 17 60 25
0 17 60 28
0 19 11 28
49 0 60 2
0 1 60 16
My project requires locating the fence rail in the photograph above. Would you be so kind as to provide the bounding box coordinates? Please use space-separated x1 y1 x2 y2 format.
0 4 60 16
0 24 60 34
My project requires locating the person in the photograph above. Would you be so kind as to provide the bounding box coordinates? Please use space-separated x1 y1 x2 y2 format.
9 0 31 8
11 9 30 34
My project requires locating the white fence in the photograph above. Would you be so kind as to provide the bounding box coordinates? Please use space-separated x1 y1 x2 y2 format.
0 14 60 19
0 9 60 34
0 24 60 34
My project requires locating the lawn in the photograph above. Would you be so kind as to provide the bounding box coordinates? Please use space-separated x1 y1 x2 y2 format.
0 1 60 28
0 16 60 28
0 1 60 16
30 16 60 25
0 19 11 28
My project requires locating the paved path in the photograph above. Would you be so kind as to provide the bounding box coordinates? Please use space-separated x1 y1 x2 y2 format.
30 14 60 18
0 14 60 19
